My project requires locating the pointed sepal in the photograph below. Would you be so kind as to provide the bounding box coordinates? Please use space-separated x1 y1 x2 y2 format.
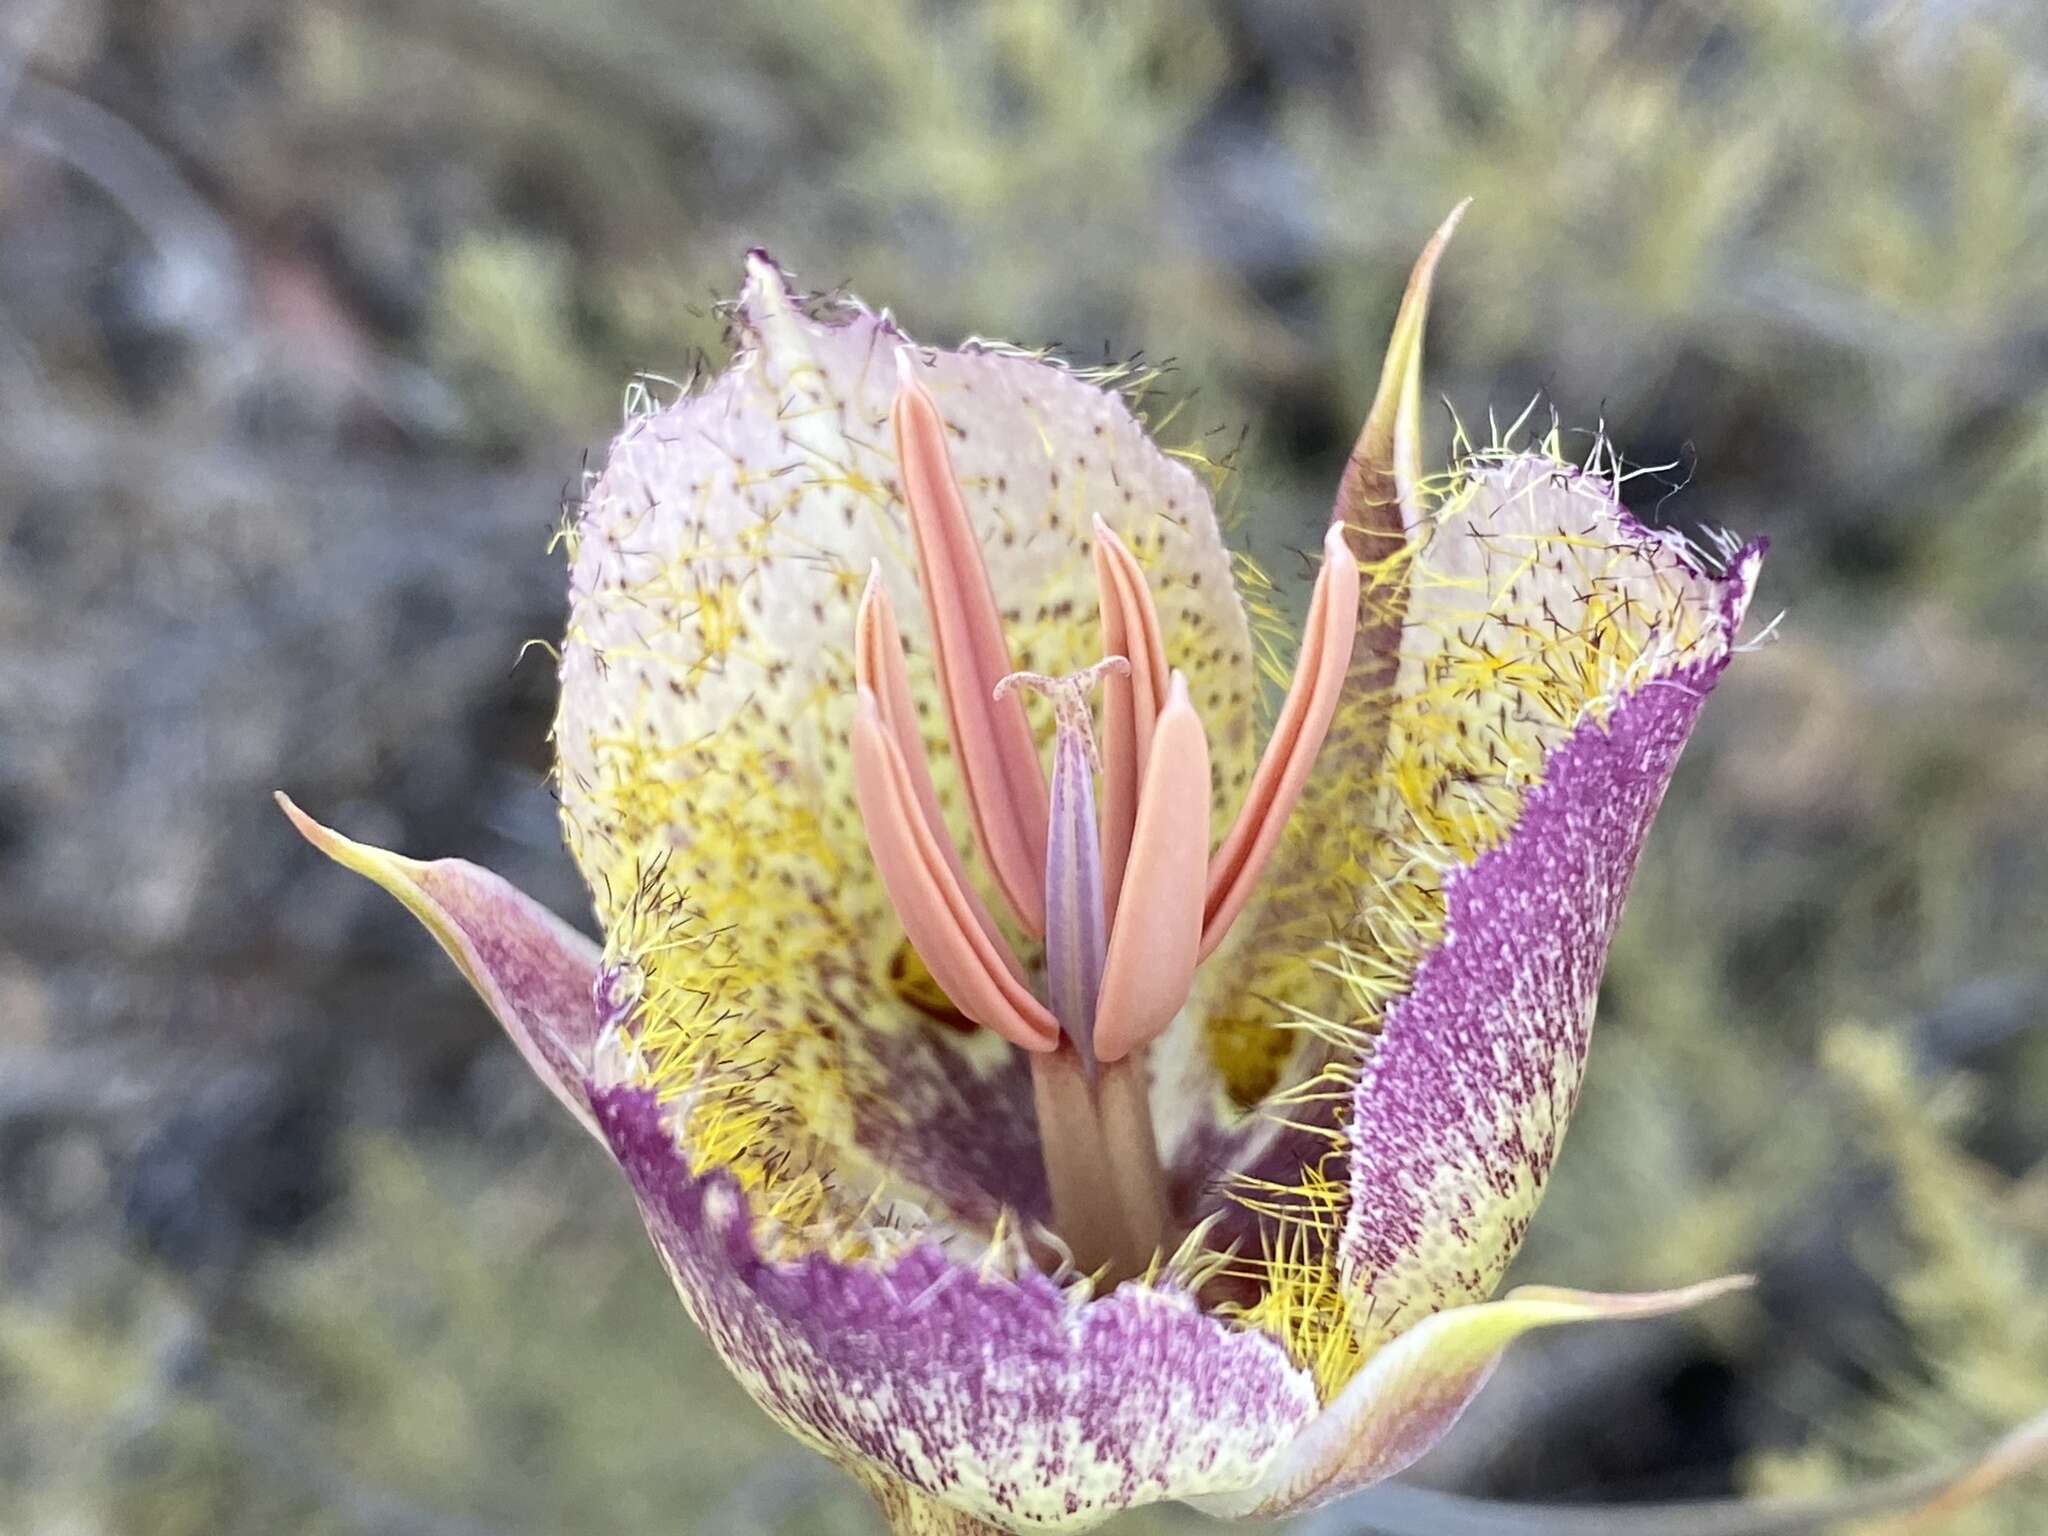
1189 1276 1750 1519
277 793 603 1136
1336 198 1469 543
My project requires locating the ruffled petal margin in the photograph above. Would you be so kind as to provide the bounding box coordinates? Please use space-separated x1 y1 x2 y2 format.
589 1083 1318 1533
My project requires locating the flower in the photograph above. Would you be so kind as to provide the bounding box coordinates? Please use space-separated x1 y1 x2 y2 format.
281 209 1769 1533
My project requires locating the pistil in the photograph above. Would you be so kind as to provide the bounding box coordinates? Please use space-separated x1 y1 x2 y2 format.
993 659 1127 1064
997 659 1170 1285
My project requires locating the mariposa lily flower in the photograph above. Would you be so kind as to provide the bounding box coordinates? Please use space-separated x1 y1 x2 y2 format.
281 211 1795 1533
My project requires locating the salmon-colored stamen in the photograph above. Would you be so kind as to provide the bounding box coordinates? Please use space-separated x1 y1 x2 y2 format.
855 566 984 908
1199 522 1360 960
851 686 1057 1054
1095 672 1211 1064
1091 518 1171 922
892 351 1050 937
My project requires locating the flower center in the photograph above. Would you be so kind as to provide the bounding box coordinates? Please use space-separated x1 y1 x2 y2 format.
849 348 1361 1281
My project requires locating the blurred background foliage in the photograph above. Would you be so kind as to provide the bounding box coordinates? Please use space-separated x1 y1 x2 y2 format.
1 0 2044 1531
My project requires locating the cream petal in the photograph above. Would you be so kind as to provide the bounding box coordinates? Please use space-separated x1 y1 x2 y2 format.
553 255 1259 1256
1335 469 1762 1345
1203 449 1763 1393
557 254 1258 913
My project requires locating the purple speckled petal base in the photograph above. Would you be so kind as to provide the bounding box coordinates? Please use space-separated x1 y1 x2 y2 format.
589 1084 1317 1533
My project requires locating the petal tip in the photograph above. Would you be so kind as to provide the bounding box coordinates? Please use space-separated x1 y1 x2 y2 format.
893 341 923 392
1725 537 1769 632
740 248 795 309
1503 1271 1754 1317
274 788 318 843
